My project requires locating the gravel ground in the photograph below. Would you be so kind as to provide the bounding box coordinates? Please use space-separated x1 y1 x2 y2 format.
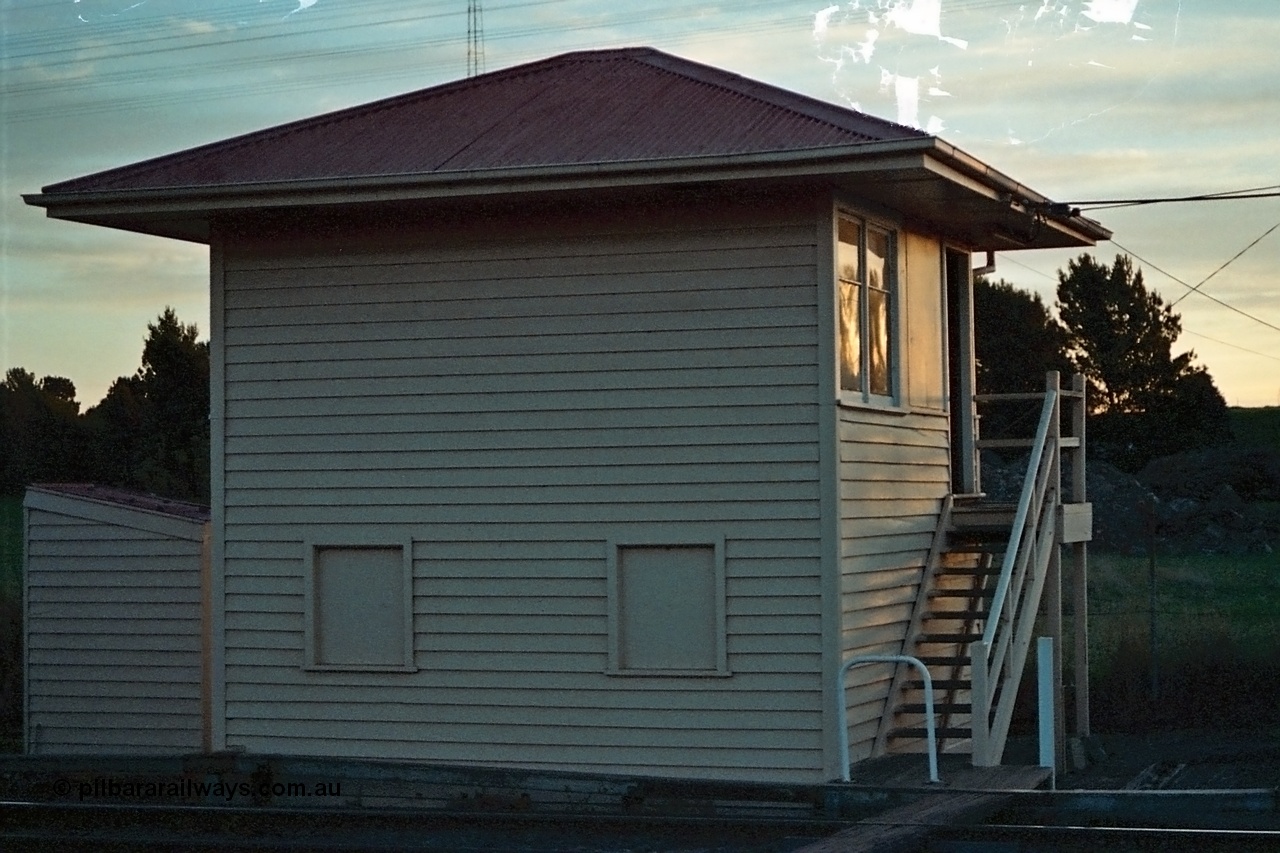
1058 727 1280 790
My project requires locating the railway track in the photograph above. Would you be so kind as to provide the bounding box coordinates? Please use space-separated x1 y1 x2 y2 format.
932 822 1280 852
0 799 835 852
3 794 1279 852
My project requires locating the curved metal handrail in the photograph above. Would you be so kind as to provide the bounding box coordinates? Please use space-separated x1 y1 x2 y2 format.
836 654 940 784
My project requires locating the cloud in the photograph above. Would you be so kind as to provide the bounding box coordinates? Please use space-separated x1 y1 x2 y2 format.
178 19 222 36
1081 0 1140 26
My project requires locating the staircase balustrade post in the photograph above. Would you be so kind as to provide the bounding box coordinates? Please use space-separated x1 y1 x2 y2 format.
1071 373 1091 739
970 643 992 766
1045 371 1066 769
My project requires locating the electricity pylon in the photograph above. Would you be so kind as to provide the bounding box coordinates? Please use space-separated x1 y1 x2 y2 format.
467 0 485 77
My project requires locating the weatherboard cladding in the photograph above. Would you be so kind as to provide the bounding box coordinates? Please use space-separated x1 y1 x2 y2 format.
837 406 951 759
23 485 209 754
43 48 922 195
215 192 829 781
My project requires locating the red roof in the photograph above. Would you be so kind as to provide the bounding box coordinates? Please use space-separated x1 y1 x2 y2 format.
45 47 924 195
27 47 1109 250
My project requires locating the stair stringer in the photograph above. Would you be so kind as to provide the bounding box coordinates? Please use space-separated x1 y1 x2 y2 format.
870 494 954 758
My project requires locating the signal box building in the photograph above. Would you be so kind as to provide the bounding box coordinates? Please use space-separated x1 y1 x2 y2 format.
26 48 1103 782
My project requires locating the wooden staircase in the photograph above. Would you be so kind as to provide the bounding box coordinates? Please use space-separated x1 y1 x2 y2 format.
874 497 1018 757
869 372 1092 767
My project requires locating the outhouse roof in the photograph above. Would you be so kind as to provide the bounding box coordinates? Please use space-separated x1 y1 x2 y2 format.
27 483 211 524
25 47 1109 249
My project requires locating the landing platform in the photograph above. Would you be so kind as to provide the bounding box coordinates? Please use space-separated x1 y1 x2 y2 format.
845 752 1053 791
802 756 1052 853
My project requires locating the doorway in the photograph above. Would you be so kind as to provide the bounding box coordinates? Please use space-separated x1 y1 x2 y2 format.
946 248 976 495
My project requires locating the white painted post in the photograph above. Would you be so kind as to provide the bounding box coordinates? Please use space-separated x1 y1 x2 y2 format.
1038 636 1056 787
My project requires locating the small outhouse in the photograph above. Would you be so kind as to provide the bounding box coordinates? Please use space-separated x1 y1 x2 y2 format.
23 484 210 754
26 48 1102 782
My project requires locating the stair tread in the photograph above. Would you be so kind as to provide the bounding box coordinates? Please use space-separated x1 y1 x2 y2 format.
900 702 972 713
917 633 983 644
940 546 1007 558
936 560 1004 570
890 726 971 739
915 655 971 666
905 679 970 690
928 589 992 599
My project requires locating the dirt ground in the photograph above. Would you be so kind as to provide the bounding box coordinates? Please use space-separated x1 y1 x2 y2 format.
1055 726 1280 790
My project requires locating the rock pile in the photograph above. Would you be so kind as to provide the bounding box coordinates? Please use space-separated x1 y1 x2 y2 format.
978 446 1280 556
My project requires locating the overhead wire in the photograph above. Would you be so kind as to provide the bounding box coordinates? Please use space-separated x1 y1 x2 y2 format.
1071 185 1280 211
1108 239 1280 335
992 240 1277 340
8 0 1276 350
994 252 1280 364
2 0 808 122
1181 329 1280 364
1168 220 1280 307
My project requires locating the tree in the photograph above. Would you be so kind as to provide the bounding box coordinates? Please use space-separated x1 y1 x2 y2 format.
0 369 86 493
81 375 146 491
1056 253 1231 470
974 277 1071 395
83 308 210 502
972 277 1072 441
2 309 211 501
135 307 210 501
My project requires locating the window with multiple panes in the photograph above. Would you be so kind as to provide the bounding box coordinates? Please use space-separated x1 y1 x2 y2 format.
838 213 897 403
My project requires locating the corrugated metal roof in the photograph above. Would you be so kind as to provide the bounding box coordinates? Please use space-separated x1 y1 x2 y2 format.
43 47 924 195
28 483 211 523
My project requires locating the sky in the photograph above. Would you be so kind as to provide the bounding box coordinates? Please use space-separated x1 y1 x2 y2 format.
2 0 1279 408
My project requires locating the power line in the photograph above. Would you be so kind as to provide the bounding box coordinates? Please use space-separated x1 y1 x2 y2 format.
1071 185 1280 211
1108 239 1280 336
994 253 1280 363
3 0 805 122
1168 220 1280 308
997 254 1057 282
1181 329 1280 364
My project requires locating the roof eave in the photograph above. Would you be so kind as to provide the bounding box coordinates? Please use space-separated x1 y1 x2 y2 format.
25 137 1109 248
924 139 1111 245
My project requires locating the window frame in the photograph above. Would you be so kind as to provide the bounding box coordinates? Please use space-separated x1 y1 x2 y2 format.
303 538 417 673
605 536 729 678
836 207 903 409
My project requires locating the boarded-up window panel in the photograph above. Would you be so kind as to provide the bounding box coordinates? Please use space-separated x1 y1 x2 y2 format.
312 546 407 668
905 231 946 410
616 545 719 672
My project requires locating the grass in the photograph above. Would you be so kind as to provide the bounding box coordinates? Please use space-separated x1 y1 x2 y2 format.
0 495 21 606
0 495 20 749
1085 550 1280 731
1228 405 1280 452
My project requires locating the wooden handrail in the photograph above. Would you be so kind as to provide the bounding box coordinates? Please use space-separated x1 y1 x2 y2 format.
970 372 1064 766
981 386 1057 647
